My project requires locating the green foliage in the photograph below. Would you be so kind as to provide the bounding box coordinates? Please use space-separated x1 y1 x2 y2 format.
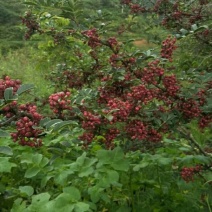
0 0 212 211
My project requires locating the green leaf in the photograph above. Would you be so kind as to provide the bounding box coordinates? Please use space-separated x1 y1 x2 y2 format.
0 157 17 172
32 153 43 165
4 87 13 101
45 119 63 130
11 198 26 212
76 152 86 166
16 84 34 95
74 202 90 212
107 170 119 184
31 192 51 204
63 186 81 201
0 146 13 155
19 186 34 197
25 166 40 178
0 129 10 137
53 120 76 131
78 166 94 177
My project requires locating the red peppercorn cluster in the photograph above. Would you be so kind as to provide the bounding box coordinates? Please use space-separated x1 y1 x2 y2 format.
128 84 153 104
107 37 119 48
105 128 120 143
10 103 43 147
82 28 101 48
82 111 101 130
0 76 21 99
130 4 146 14
160 36 177 62
2 101 18 118
126 120 147 140
49 91 72 115
78 132 94 144
146 128 162 142
162 75 180 97
107 98 133 122
181 165 202 183
177 99 201 119
142 60 164 85
199 115 212 129
21 12 43 40
11 116 42 147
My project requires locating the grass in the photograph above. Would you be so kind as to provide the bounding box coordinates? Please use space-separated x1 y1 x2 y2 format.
0 46 54 98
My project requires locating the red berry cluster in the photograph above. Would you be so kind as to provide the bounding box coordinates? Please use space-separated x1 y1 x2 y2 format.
177 99 201 119
146 128 162 142
82 111 101 130
11 116 42 147
49 92 72 116
10 103 43 147
199 115 212 129
0 76 21 99
162 75 180 97
107 37 120 52
181 165 202 183
142 60 164 85
21 12 43 40
82 28 101 48
126 120 147 140
107 98 133 122
78 132 94 145
128 84 153 103
2 101 18 118
160 36 177 62
130 4 146 14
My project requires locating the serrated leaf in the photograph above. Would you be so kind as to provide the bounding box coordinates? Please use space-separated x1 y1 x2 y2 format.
16 84 34 95
0 146 13 155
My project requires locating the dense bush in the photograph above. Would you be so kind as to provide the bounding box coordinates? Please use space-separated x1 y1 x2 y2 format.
0 0 211 211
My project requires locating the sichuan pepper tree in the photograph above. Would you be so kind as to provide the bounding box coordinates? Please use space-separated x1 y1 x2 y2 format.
0 0 211 182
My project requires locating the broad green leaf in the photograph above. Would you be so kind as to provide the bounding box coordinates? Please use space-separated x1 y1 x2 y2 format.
76 152 86 166
16 84 34 95
107 170 119 184
88 187 104 203
11 198 26 212
74 202 90 212
63 186 81 201
0 157 17 172
19 186 34 197
0 129 10 137
0 146 13 155
78 166 94 177
25 166 40 178
32 153 43 165
31 192 51 204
